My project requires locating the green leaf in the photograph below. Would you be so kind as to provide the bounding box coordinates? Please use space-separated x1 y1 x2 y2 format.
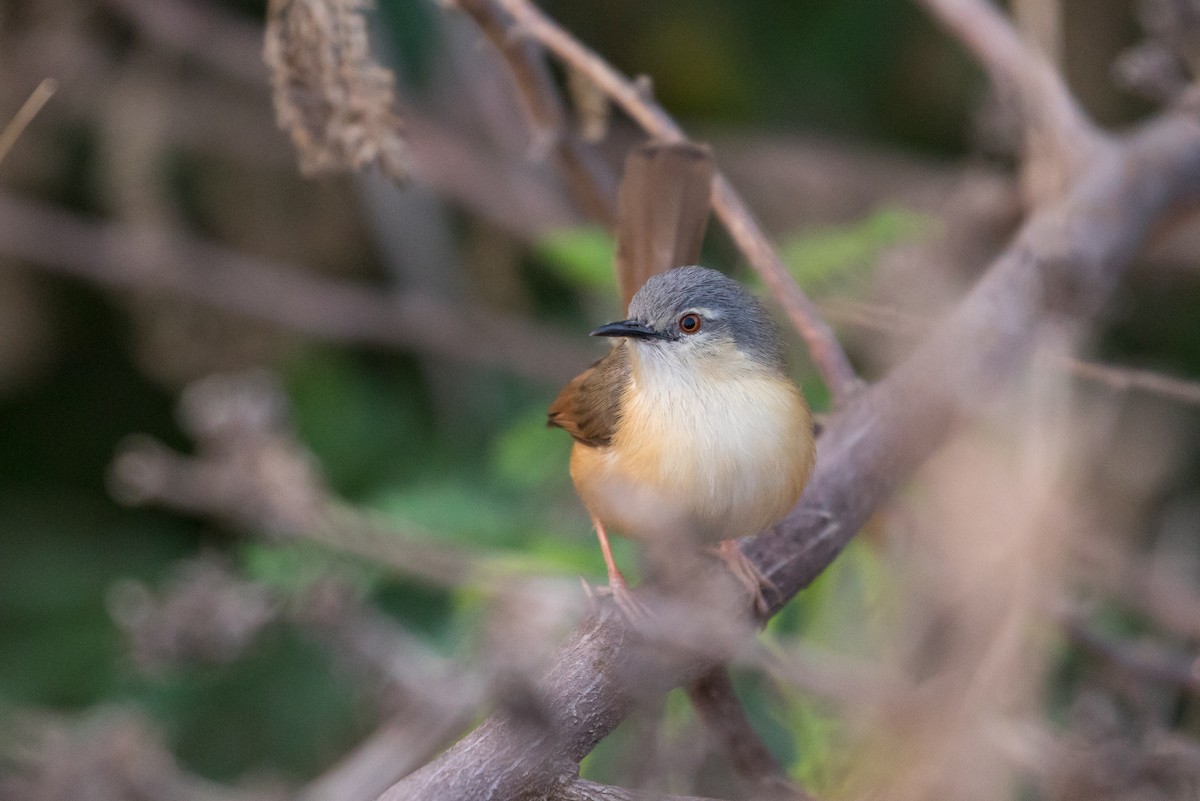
781 206 934 290
489 407 573 492
535 227 617 292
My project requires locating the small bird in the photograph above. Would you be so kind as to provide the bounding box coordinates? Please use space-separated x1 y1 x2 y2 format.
548 143 815 616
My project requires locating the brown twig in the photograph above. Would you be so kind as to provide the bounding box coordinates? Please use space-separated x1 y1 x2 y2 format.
0 78 57 167
1064 618 1200 697
822 295 1200 408
454 0 618 226
0 190 592 384
481 0 861 401
686 666 810 800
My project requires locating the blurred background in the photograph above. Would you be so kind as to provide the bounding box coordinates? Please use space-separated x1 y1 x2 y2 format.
2 0 1200 799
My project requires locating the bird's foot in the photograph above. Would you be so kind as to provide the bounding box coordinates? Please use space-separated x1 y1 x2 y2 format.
593 572 650 622
711 540 778 620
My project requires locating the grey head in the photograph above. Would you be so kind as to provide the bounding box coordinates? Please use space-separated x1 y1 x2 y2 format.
590 266 786 374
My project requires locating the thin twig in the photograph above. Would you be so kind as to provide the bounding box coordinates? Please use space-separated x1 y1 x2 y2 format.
1066 359 1200 407
0 78 58 167
823 296 1200 408
484 0 860 401
454 0 618 225
1064 618 1200 697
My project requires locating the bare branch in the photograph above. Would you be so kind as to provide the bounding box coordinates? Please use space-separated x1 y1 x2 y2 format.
1064 617 1200 697
0 191 592 384
823 296 1200 408
686 666 810 800
480 0 861 401
0 78 57 167
1065 359 1200 406
915 0 1104 197
561 780 727 801
454 0 618 226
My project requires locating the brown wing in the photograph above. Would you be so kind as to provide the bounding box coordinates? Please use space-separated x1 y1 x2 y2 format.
615 141 716 310
546 344 630 448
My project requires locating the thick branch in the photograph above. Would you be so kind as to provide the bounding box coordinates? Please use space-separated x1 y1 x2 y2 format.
378 109 1200 801
486 0 860 401
561 780 725 801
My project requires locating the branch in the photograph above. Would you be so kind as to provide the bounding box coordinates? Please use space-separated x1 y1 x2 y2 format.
479 0 860 401
915 0 1103 192
0 78 57 167
454 0 618 226
1064 617 1200 698
376 105 1200 801
686 667 810 800
561 780 726 801
0 191 592 384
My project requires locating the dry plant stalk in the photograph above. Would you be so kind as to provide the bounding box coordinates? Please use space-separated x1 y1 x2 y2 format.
263 0 409 180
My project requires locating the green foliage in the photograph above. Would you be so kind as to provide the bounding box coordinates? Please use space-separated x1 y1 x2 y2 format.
781 206 933 292
534 227 617 294
135 629 369 782
764 536 890 793
285 349 432 499
489 407 573 493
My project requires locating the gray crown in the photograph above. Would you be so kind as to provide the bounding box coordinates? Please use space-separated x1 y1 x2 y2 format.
628 266 786 373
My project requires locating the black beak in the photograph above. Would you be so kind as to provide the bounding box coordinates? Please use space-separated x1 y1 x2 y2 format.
589 319 664 340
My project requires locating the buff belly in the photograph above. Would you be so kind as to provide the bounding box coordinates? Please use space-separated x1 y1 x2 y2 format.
570 369 814 544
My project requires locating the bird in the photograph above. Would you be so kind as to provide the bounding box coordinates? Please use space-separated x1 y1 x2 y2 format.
547 142 815 616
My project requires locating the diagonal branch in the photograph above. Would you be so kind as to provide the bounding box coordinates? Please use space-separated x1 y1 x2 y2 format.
479 0 860 401
915 0 1105 198
453 0 618 226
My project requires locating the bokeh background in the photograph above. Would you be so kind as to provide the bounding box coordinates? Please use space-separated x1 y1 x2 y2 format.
2 0 1199 799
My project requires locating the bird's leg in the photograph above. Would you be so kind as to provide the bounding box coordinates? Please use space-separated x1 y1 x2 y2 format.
592 517 647 620
712 540 778 619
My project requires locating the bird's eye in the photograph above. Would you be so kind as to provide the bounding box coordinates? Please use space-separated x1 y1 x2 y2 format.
678 313 702 334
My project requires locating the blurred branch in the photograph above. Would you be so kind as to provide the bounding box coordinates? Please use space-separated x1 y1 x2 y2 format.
1064 617 1200 698
107 555 480 801
467 0 860 402
106 371 487 588
0 78 57 167
95 0 265 86
915 0 1104 200
378 14 1200 800
686 667 810 801
0 710 284 801
455 0 618 225
824 295 1200 408
0 191 592 384
1065 359 1200 407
